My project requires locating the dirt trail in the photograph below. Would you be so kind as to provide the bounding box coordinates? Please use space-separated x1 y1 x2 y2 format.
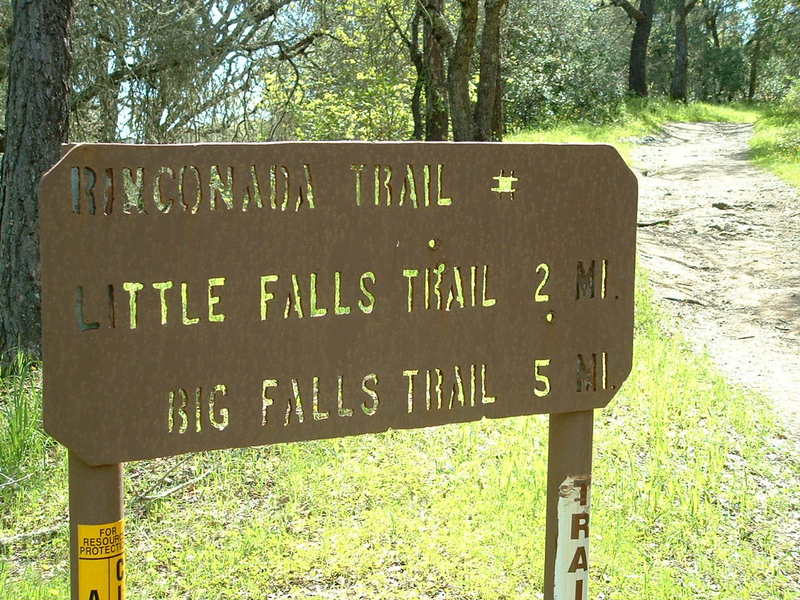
633 122 800 436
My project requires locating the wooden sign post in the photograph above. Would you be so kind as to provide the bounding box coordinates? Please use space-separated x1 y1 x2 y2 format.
40 142 637 600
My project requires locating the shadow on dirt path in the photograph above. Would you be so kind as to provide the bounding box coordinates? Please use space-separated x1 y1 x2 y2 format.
634 122 800 439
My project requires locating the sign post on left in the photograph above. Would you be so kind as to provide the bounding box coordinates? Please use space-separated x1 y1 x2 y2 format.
69 452 124 600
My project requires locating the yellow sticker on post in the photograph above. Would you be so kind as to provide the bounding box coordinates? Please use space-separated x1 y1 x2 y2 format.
77 520 125 600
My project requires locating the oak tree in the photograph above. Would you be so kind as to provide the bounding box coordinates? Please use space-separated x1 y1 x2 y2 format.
0 0 74 359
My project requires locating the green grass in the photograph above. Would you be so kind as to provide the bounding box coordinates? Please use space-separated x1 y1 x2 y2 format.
1 269 798 599
751 105 800 188
509 98 762 162
510 96 800 193
0 352 49 480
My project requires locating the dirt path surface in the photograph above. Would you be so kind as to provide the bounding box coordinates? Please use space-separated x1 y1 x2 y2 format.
633 122 800 437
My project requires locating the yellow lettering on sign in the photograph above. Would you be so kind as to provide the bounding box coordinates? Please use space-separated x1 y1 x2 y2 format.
78 520 125 600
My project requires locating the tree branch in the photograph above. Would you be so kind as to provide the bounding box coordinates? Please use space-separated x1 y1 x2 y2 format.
248 0 296 23
605 0 647 22
136 470 212 503
419 0 454 53
387 7 424 69
0 521 66 546
71 28 323 112
70 0 320 112
268 55 302 141
386 7 413 49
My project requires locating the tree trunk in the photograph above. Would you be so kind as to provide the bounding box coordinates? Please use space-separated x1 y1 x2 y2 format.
410 10 426 140
474 0 507 141
388 7 426 140
670 0 697 102
747 35 761 101
448 0 479 141
0 0 74 360
491 70 504 141
422 0 449 141
411 76 425 141
629 0 655 97
98 66 121 142
94 3 121 143
705 9 721 49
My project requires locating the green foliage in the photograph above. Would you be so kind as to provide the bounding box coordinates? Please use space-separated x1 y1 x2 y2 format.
621 97 762 123
0 352 49 479
646 12 678 98
641 1 796 103
0 564 61 600
509 98 761 162
780 79 800 115
261 1 415 141
504 0 628 129
286 63 414 141
751 82 800 186
3 0 799 142
758 54 799 101
694 45 747 101
748 0 800 100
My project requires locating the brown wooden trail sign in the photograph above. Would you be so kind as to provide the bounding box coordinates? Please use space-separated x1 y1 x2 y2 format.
40 142 637 600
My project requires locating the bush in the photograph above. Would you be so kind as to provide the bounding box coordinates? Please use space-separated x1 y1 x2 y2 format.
780 79 800 116
504 0 628 129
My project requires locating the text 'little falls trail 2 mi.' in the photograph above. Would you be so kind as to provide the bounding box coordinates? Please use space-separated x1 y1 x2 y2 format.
40 142 636 466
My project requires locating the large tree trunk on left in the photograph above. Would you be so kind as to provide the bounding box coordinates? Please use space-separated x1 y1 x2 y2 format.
670 0 697 102
0 0 74 360
474 0 508 141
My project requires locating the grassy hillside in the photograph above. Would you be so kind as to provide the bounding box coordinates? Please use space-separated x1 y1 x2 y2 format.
1 268 798 599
